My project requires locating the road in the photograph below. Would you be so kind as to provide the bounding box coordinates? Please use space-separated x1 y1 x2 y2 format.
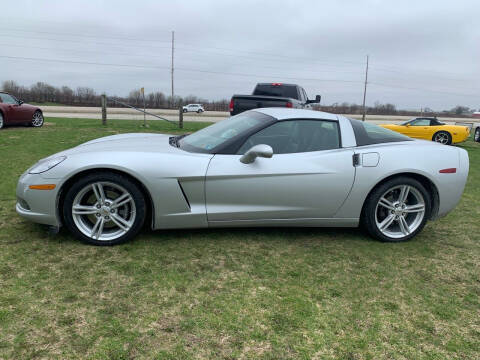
40 105 475 125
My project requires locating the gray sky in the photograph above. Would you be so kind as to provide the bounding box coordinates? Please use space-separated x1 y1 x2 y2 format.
0 0 478 110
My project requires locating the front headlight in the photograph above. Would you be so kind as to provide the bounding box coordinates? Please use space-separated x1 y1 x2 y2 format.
28 156 67 174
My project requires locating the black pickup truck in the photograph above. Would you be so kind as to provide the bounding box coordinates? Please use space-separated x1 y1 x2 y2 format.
229 83 321 116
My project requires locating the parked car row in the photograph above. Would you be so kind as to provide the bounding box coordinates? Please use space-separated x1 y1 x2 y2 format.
2 87 478 146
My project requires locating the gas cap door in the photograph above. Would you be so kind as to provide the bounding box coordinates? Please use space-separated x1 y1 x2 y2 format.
362 152 380 167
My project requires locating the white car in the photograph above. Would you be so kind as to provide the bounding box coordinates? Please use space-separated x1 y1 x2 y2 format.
182 104 204 113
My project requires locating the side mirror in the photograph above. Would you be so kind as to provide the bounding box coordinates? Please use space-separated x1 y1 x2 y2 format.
18 100 24 105
240 144 273 164
405 124 410 127
306 95 321 104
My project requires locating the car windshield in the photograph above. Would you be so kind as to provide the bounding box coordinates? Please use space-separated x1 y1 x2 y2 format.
179 111 273 153
400 118 415 125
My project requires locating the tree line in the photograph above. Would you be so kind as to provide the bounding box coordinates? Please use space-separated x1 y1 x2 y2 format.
1 80 475 116
1 80 230 111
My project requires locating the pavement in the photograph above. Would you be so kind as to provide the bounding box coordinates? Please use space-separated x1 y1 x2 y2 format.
39 105 475 125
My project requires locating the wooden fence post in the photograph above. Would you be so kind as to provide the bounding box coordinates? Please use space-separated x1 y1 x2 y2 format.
179 106 183 129
101 94 107 125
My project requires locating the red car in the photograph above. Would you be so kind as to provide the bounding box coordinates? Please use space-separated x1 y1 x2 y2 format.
0 92 44 129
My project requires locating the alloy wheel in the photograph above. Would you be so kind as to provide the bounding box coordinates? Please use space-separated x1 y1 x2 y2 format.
434 132 449 144
32 112 44 127
375 184 426 239
71 181 136 241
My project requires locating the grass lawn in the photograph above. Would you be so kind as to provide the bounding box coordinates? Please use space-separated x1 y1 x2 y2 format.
0 118 479 359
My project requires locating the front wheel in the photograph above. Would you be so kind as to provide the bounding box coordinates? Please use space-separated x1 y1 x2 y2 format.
432 131 452 145
182 109 187 113
362 177 431 242
474 127 480 142
0 112 4 129
63 172 146 245
31 111 44 127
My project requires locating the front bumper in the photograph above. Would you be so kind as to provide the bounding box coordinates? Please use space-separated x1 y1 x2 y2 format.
16 172 61 227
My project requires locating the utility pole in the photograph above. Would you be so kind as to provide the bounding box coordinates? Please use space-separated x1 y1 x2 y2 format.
361 55 369 121
171 30 175 109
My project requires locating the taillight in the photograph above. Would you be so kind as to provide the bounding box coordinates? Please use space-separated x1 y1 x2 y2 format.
286 102 293 108
439 168 456 173
229 99 234 112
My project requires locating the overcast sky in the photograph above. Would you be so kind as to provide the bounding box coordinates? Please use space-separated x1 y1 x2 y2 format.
0 0 478 110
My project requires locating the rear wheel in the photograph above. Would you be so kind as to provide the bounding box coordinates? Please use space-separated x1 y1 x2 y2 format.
362 177 431 242
197 109 202 113
432 131 451 145
63 172 146 245
474 127 480 142
31 111 44 127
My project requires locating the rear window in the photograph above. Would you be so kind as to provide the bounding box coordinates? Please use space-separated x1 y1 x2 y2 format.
349 118 411 146
253 84 299 99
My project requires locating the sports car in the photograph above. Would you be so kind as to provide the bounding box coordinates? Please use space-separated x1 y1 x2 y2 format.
380 117 470 145
16 108 469 245
0 92 44 129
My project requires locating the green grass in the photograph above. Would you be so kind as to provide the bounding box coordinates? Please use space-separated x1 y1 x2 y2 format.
0 118 479 359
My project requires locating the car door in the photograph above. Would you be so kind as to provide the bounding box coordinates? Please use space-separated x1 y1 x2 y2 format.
0 93 25 123
403 118 431 139
205 119 355 223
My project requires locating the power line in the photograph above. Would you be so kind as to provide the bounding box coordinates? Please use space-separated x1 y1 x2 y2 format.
0 55 364 83
0 27 367 66
0 42 363 75
2 54 477 98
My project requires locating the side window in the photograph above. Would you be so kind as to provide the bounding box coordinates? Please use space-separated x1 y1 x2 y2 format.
0 93 18 105
237 120 340 154
410 119 431 126
349 118 411 145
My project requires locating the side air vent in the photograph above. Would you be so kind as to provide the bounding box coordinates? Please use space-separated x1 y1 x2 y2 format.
177 181 191 210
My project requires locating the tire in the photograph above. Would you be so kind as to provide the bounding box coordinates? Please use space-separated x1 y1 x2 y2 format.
197 109 202 113
0 112 4 129
62 172 146 246
362 176 431 242
432 131 452 145
474 127 480 143
31 111 44 127
183 109 187 113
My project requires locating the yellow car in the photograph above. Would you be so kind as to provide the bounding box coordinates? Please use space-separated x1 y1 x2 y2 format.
380 117 470 145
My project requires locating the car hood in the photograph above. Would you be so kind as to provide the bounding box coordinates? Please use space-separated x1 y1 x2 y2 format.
60 133 186 156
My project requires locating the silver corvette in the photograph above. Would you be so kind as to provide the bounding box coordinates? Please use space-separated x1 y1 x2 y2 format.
16 108 469 245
